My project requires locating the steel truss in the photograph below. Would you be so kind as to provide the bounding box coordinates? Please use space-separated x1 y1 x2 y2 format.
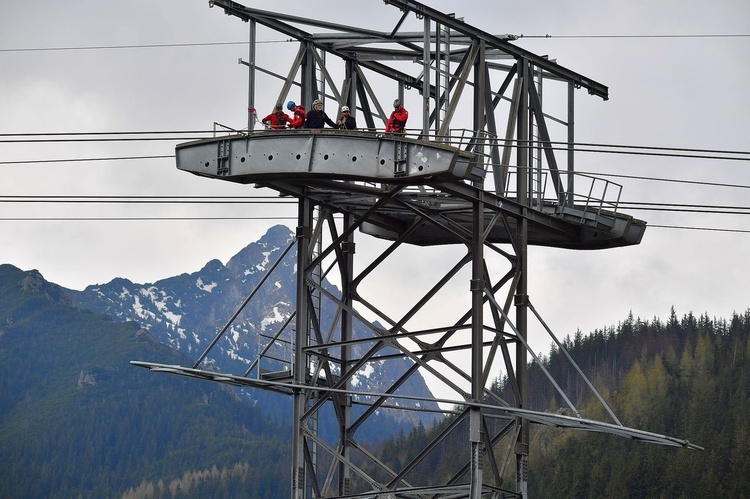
133 1 701 498
213 0 606 206
134 180 700 498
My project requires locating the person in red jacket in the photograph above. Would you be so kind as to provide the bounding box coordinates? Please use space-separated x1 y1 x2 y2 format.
286 100 306 129
261 103 292 130
385 98 408 134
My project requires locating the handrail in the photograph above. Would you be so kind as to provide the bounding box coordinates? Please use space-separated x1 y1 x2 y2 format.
213 121 244 137
201 125 622 218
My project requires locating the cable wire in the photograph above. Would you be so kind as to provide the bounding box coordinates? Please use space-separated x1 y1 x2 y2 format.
2 35 747 54
0 155 174 165
573 171 750 191
1 196 746 212
3 136 748 162
519 34 750 39
648 225 750 234
2 133 748 235
0 40 288 53
0 195 294 204
0 217 296 221
0 216 743 234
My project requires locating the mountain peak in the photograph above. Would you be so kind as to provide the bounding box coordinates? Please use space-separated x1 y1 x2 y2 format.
226 224 295 276
260 224 294 245
0 264 75 308
66 224 439 426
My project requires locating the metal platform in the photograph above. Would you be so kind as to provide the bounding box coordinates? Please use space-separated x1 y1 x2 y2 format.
176 130 483 183
177 132 646 250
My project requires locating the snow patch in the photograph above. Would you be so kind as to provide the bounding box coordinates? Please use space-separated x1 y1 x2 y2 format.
225 349 251 364
196 277 218 292
255 250 273 272
119 287 132 300
132 296 157 322
361 362 375 379
163 311 181 325
260 306 287 331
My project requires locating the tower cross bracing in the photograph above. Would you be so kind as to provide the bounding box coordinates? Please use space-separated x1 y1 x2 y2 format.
133 1 701 498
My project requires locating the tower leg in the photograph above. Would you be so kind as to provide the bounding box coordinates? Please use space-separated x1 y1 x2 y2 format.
470 196 485 498
292 196 313 498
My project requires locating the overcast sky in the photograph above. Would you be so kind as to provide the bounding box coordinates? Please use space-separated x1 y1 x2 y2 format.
2 0 749 395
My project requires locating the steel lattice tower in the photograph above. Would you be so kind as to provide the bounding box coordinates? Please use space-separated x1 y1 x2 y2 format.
133 1 700 497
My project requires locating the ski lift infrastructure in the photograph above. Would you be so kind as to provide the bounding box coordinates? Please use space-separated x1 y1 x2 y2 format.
133 1 701 497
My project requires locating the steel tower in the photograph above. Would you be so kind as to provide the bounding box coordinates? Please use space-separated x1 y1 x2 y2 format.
133 1 700 497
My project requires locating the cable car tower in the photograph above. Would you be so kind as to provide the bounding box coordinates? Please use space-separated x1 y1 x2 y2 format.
133 1 700 497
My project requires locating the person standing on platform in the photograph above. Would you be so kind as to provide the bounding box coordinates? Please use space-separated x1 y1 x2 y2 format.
385 98 408 134
261 103 292 130
336 106 357 130
286 101 306 129
304 99 337 129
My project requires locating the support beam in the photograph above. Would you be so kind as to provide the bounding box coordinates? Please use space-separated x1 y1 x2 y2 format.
514 59 530 499
382 0 609 100
293 197 313 498
470 193 486 497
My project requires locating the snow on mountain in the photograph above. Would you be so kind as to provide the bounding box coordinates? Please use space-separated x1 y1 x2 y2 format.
68 224 439 423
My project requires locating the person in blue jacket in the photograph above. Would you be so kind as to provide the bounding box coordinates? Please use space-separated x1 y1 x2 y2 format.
303 99 337 129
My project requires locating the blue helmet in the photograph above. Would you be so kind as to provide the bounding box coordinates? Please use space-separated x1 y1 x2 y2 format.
287 100 296 110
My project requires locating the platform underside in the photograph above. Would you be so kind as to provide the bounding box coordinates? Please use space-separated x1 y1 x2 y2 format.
177 133 646 250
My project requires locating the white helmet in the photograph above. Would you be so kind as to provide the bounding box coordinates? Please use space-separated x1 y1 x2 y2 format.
341 106 350 112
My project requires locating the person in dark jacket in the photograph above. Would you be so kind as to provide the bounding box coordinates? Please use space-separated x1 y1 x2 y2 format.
286 100 306 129
303 99 337 129
261 103 292 130
336 106 357 130
385 98 408 134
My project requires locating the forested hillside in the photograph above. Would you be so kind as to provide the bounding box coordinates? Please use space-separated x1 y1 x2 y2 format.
4 256 749 497
0 264 290 498
528 309 750 497
372 308 750 497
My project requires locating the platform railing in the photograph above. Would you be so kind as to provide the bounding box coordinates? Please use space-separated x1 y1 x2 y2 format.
560 171 623 221
501 167 623 220
204 124 622 219
212 121 244 137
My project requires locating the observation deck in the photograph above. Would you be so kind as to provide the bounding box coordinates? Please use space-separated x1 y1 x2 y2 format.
177 130 646 250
